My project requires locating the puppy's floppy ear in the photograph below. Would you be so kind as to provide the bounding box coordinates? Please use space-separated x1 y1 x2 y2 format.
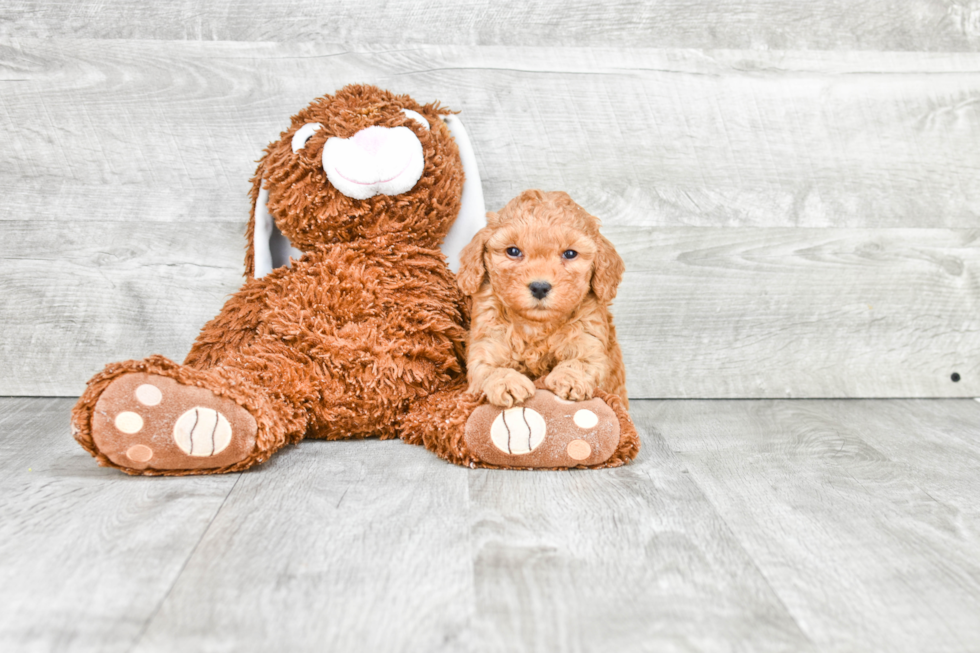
591 233 625 303
457 222 495 295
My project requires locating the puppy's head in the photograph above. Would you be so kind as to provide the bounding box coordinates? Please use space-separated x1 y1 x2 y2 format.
458 190 624 322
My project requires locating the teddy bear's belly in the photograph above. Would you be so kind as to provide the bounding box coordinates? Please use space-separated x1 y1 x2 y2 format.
257 244 467 438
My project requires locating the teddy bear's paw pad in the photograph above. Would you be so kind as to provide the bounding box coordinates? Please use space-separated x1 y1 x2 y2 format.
464 390 620 468
91 373 257 472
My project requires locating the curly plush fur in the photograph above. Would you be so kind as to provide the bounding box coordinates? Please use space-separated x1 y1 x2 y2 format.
72 85 469 474
71 86 638 475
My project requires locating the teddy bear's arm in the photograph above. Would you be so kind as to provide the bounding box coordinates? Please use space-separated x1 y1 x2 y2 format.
184 280 269 369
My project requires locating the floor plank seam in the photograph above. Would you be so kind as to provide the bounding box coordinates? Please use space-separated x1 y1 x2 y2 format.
126 472 244 652
671 457 817 648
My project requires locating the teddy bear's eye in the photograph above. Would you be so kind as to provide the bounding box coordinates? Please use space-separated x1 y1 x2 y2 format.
291 122 322 153
401 109 430 131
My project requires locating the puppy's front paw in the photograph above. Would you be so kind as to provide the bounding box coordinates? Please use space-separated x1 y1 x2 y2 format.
483 369 536 408
545 367 596 402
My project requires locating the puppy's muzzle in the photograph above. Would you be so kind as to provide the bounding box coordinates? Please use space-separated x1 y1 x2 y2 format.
529 281 552 300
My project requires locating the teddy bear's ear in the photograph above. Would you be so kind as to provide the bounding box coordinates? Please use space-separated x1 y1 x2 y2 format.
439 115 486 273
248 178 304 279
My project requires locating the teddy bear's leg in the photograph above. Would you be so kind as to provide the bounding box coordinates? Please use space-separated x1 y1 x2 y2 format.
400 378 640 469
72 349 309 476
72 276 324 475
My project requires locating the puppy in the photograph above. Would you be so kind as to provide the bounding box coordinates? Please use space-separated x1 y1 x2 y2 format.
457 190 628 409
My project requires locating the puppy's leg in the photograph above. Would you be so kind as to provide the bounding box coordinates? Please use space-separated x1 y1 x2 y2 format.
480 367 536 408
544 328 609 402
466 330 535 407
545 360 599 402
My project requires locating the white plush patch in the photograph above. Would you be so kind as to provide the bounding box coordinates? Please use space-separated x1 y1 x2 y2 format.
253 185 303 278
114 411 143 434
135 384 162 406
173 407 232 457
291 122 322 153
573 409 599 429
323 126 425 200
440 115 487 273
490 407 547 455
253 186 274 278
401 109 429 130
252 115 486 278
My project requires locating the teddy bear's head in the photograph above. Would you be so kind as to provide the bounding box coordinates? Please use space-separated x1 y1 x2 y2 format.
246 85 473 276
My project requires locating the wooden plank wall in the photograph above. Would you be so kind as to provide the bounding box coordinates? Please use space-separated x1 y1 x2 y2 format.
1 3 979 398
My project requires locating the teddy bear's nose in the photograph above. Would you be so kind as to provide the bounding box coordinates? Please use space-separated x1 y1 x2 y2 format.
529 281 552 300
323 125 425 200
350 126 390 156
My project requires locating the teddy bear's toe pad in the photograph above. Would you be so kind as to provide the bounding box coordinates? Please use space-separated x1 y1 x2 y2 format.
92 373 257 471
464 390 620 468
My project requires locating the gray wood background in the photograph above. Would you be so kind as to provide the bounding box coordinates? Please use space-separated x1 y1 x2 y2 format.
2 2 979 398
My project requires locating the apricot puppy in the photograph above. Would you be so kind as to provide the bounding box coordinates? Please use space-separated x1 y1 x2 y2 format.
457 190 628 409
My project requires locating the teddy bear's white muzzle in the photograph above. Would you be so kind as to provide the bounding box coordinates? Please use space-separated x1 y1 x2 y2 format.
323 126 425 200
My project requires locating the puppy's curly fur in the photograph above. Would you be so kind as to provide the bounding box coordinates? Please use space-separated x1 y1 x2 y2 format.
458 190 628 409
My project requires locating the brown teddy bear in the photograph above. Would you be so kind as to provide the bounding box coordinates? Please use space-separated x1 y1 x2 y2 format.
71 84 638 475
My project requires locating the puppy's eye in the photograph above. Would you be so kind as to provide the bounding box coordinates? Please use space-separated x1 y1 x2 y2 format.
291 122 322 153
562 250 578 260
505 246 523 258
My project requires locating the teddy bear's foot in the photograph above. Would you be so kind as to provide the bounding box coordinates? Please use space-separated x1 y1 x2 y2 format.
463 389 621 468
90 372 257 473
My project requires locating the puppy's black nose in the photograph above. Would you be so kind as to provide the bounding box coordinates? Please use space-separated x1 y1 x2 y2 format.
529 281 552 300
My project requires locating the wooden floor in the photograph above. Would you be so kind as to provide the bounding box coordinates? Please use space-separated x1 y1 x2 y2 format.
2 397 979 652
